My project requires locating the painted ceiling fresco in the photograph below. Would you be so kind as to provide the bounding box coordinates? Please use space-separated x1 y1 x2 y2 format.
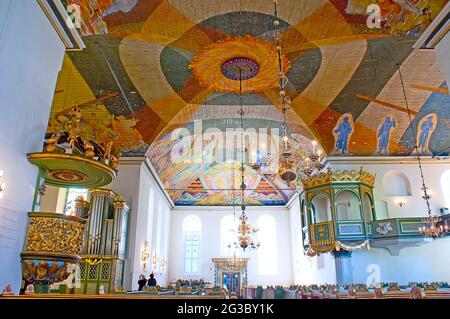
49 0 450 206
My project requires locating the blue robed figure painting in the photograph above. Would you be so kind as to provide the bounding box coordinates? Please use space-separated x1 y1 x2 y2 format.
333 114 353 154
377 116 396 154
417 114 437 154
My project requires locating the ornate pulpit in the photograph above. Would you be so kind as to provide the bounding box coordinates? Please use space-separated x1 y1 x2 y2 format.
212 258 248 296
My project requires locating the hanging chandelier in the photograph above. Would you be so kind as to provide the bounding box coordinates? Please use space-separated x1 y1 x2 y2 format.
397 64 448 239
236 205 260 251
419 215 448 239
235 69 260 251
252 0 325 184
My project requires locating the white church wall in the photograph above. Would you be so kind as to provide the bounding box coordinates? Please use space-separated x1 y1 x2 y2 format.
39 185 60 213
288 197 337 285
352 238 450 285
109 158 172 290
0 0 65 292
168 207 293 287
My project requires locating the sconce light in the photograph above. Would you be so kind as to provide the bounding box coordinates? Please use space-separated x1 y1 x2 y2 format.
0 171 5 199
396 198 406 208
152 254 159 271
160 257 167 273
141 241 150 271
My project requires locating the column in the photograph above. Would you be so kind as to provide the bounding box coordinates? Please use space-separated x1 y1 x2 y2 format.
87 189 108 255
332 250 353 286
113 196 126 256
32 169 46 212
74 195 85 218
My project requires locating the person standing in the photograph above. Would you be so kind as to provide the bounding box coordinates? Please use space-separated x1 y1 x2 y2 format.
138 274 147 291
147 273 157 287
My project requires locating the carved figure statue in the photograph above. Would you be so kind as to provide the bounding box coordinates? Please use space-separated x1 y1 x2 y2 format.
103 141 114 163
66 106 82 151
36 261 49 281
1 284 14 295
25 284 35 295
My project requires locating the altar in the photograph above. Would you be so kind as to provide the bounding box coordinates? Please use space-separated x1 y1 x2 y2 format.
212 258 249 296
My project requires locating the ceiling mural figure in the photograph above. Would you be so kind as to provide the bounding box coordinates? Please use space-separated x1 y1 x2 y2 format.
333 114 354 155
416 113 438 155
376 115 397 154
48 0 450 205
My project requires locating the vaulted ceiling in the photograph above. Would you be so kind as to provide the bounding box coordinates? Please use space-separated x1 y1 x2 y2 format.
49 0 450 205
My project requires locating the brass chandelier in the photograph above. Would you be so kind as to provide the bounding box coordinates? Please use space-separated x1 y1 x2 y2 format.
419 215 448 239
234 69 260 251
397 64 448 239
252 0 325 184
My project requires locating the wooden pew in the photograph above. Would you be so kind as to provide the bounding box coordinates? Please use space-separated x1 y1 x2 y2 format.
423 289 450 299
1 293 225 299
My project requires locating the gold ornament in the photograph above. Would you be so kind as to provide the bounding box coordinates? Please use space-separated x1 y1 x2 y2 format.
45 138 57 153
302 167 375 189
84 142 95 158
21 260 72 285
22 213 86 257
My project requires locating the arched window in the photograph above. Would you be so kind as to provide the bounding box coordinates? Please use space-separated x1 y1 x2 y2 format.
220 215 240 257
300 199 307 228
362 193 375 221
257 215 278 275
64 188 88 215
310 193 332 223
183 215 201 274
441 170 450 210
383 171 412 196
336 190 361 220
375 200 389 220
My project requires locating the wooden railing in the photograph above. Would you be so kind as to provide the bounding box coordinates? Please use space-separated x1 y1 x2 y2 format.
305 216 446 247
368 217 428 239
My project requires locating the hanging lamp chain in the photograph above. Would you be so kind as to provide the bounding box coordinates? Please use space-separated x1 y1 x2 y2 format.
397 64 432 216
239 68 246 214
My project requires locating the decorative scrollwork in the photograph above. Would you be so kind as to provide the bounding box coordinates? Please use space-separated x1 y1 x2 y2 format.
23 214 85 256
21 260 71 284
309 222 336 253
114 195 126 208
50 169 87 182
85 258 103 266
376 222 393 235
44 105 121 171
212 258 249 272
302 167 375 189
301 169 332 189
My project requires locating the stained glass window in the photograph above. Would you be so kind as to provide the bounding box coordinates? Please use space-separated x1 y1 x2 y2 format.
183 215 201 274
64 188 88 215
